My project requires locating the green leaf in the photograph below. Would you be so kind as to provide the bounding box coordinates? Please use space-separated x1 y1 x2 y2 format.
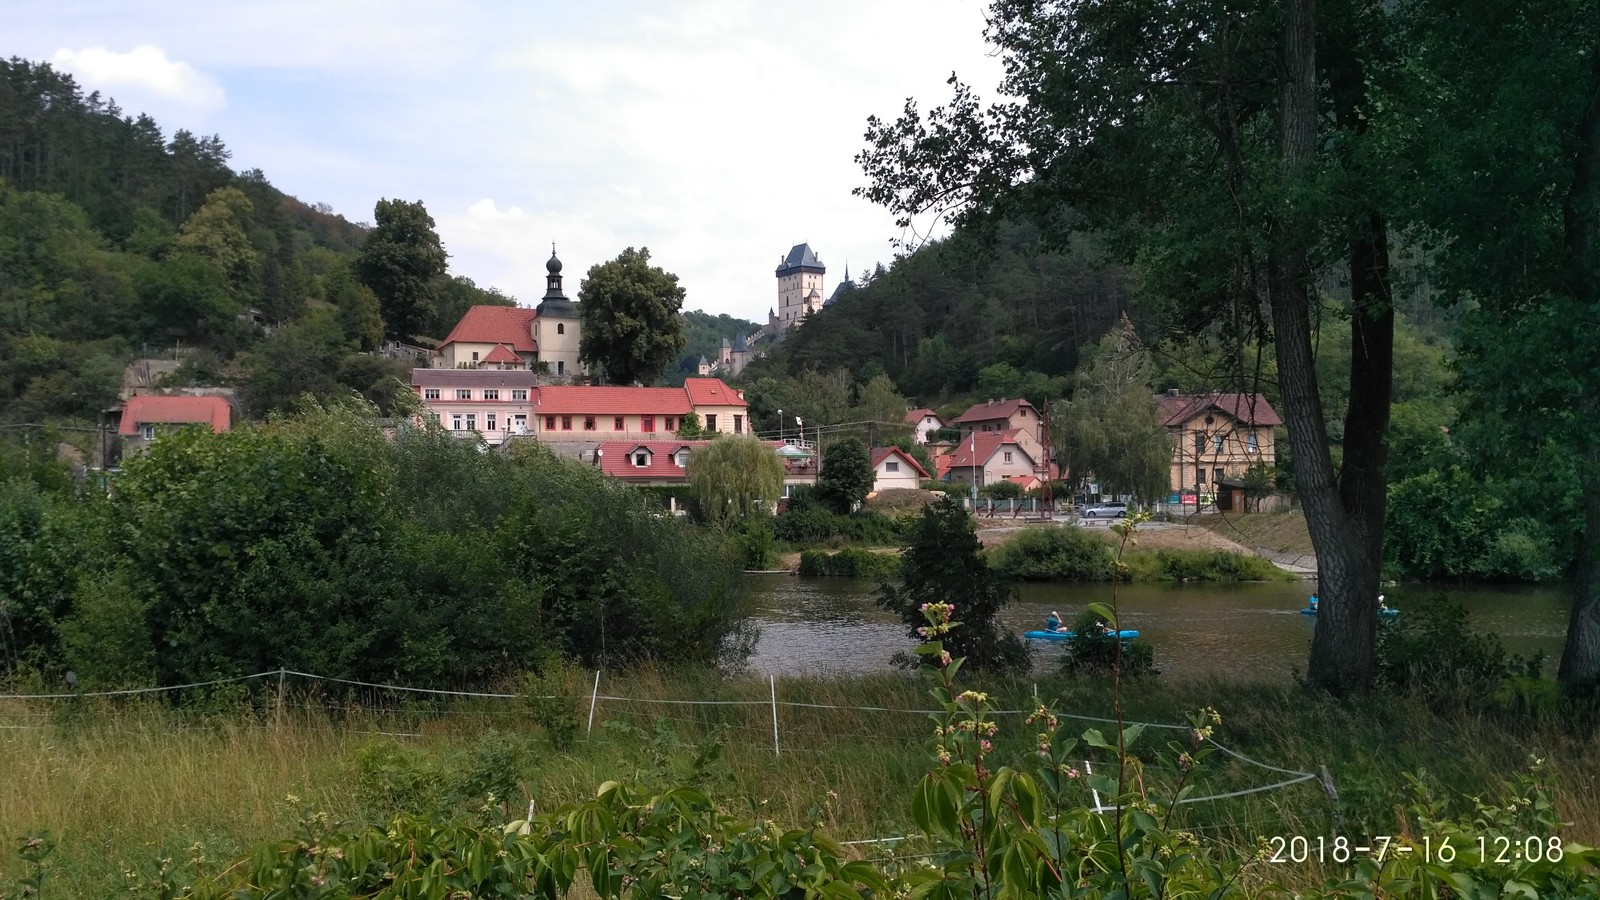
1086 602 1118 627
1082 728 1113 749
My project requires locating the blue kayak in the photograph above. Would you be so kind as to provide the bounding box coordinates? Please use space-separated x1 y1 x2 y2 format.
1025 629 1140 641
1299 607 1399 617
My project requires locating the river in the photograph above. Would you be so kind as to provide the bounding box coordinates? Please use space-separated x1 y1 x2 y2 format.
744 575 1571 681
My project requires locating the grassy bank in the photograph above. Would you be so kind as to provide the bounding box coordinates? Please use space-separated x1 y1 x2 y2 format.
2 666 1596 895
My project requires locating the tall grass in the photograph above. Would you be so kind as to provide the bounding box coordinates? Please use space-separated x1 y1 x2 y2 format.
2 670 1595 895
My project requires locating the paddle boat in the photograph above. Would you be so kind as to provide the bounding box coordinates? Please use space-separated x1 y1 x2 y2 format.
1025 628 1141 641
1298 594 1398 617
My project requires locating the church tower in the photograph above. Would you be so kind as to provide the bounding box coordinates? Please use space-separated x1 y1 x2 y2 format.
533 244 584 378
775 243 825 331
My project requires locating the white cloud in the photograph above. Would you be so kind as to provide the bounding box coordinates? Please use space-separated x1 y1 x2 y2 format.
51 45 224 110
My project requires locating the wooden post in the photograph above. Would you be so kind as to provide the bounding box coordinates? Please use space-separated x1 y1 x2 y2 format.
1320 764 1344 831
770 673 780 758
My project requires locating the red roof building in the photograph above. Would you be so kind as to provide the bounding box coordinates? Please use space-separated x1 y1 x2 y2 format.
1155 391 1282 498
942 429 1041 486
953 398 1042 442
434 306 539 369
118 395 231 435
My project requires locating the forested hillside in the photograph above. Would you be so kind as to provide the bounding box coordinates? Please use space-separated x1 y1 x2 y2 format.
0 58 510 426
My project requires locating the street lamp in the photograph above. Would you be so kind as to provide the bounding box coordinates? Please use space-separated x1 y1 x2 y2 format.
778 408 784 444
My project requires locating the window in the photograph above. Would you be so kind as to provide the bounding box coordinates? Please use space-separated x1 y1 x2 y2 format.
632 451 649 467
733 414 743 434
484 389 499 401
557 361 565 375
561 416 573 430
452 414 463 431
513 389 528 401
545 416 556 430
643 415 655 433
1197 468 1207 484
486 413 497 431
705 414 717 431
665 417 675 431
465 414 477 431
1003 451 1013 463
1214 467 1225 484
614 416 625 430
584 416 596 431
141 424 156 440
1194 432 1206 455
456 389 472 400
423 388 440 400
886 461 899 473
471 351 479 362
557 323 565 334
1246 431 1259 452
1214 434 1225 453
675 450 690 467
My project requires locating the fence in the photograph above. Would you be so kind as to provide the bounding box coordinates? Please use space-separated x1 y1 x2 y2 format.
0 668 1324 816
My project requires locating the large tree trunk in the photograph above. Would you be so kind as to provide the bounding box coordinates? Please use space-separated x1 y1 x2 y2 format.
1557 40 1600 693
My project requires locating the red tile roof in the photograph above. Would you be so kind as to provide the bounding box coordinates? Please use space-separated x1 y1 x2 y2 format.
1006 475 1042 490
536 386 693 416
118 396 231 434
954 398 1036 425
438 306 537 351
870 446 930 478
597 440 715 480
936 456 954 478
1156 392 1282 427
683 377 747 407
905 407 941 425
481 344 523 364
943 430 1036 470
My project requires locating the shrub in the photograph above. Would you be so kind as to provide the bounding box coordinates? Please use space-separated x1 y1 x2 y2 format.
797 547 898 578
988 526 1114 581
774 505 901 546
1122 548 1294 582
729 516 777 569
1373 597 1534 707
1058 610 1158 677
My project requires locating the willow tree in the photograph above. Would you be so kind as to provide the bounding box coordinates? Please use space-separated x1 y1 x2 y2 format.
685 436 784 532
1054 323 1171 504
858 0 1399 694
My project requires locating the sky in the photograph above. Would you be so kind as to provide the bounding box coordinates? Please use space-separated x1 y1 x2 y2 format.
9 0 1006 324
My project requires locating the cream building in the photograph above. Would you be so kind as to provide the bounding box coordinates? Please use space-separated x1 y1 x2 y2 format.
431 247 585 378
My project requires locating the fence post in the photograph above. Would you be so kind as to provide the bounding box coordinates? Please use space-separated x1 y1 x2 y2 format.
275 667 286 722
586 670 601 738
769 673 780 758
1085 759 1105 813
1319 764 1344 831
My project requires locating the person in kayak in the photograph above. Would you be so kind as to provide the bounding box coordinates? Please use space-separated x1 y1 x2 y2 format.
1045 611 1068 632
1308 593 1319 611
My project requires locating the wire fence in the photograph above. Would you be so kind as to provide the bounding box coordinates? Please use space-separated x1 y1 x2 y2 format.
1 668 1324 810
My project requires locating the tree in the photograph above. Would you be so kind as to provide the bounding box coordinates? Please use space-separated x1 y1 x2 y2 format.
675 411 705 439
1393 0 1600 692
851 373 911 445
173 186 259 303
354 199 447 341
684 436 783 532
328 265 384 351
1053 325 1170 504
877 495 1029 673
816 437 875 514
578 247 687 385
858 0 1399 694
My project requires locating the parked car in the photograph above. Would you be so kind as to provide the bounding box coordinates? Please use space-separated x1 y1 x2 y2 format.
1082 502 1128 518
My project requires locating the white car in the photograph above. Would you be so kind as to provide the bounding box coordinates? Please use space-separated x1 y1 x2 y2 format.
1082 502 1128 518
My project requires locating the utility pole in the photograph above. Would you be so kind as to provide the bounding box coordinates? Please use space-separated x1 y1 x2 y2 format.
1039 400 1054 520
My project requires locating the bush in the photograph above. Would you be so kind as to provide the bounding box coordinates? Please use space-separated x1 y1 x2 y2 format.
1373 597 1536 707
988 526 1115 581
797 547 899 578
1122 548 1294 582
774 505 901 546
729 517 777 569
1058 610 1158 677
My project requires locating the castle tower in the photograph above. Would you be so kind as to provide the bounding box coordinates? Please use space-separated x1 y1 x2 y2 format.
533 244 584 378
775 243 825 331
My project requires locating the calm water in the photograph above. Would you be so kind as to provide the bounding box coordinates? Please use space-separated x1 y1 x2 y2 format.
744 576 1571 681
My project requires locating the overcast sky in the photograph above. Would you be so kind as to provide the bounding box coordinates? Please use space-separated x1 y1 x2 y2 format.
10 0 1005 323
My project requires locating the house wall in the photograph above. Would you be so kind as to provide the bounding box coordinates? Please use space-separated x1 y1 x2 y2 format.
873 457 922 492
959 407 1042 441
535 411 690 438
912 416 943 444
533 315 584 377
1165 414 1277 495
694 404 749 435
946 444 1037 485
435 341 512 369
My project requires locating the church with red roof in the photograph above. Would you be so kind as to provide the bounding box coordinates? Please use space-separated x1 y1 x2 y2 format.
431 246 586 378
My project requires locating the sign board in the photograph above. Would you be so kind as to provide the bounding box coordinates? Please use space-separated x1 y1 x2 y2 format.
1181 493 1198 505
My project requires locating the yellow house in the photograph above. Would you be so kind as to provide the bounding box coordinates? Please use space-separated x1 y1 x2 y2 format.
1156 391 1281 497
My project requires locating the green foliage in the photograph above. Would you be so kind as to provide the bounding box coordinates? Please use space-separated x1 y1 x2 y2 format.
988 526 1114 581
577 246 688 385
729 516 777 570
797 547 898 578
773 501 901 547
56 569 154 689
1385 467 1565 582
1373 598 1539 708
684 435 783 532
354 198 447 341
816 436 874 514
1122 548 1296 583
979 479 1023 499
673 410 704 438
678 310 759 367
1059 611 1158 677
1054 324 1172 503
173 186 260 302
877 496 1029 673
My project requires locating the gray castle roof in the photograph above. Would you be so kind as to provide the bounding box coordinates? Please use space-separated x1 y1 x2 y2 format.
732 333 748 352
775 243 825 276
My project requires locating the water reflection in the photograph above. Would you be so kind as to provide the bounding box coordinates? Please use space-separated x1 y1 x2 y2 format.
744 575 1570 681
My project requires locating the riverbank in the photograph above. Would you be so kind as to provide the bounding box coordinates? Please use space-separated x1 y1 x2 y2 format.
3 667 1594 895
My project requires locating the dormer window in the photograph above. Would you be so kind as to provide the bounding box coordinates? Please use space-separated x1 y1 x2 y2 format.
632 450 651 467
675 449 691 467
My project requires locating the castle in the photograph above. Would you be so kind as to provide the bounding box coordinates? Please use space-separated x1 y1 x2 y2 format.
701 242 854 379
